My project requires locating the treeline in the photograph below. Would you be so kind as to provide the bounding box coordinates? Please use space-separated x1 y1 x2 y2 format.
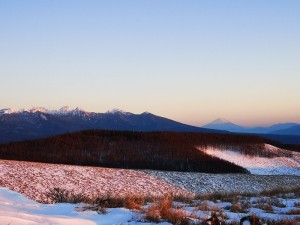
0 130 291 173
264 139 300 153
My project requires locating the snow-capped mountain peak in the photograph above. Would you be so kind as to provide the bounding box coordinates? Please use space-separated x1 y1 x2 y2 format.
0 108 18 114
0 106 88 116
203 117 246 132
28 107 48 113
210 117 232 125
106 109 131 116
58 106 72 113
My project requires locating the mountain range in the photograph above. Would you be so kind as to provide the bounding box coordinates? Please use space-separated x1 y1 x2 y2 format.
203 117 300 135
0 107 218 143
1 107 299 144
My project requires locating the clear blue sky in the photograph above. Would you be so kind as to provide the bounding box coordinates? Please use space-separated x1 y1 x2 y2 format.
1 0 299 126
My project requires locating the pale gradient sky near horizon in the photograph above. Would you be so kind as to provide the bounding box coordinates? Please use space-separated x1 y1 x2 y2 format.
0 0 300 126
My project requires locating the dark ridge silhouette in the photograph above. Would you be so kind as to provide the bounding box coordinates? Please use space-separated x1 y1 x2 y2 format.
0 110 223 144
244 133 300 145
271 124 300 136
0 130 263 173
263 138 300 153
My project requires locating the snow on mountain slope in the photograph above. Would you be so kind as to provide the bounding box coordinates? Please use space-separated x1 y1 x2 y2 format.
0 106 124 116
199 144 300 175
209 117 231 125
0 108 18 114
203 117 246 132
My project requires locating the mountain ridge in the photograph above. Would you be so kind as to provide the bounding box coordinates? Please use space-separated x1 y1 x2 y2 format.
271 125 300 136
203 117 299 135
0 107 221 143
1 107 299 144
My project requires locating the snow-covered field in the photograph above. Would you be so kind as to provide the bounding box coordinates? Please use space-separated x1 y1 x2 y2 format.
1 155 300 225
144 170 300 195
199 144 300 175
0 160 189 203
1 186 300 225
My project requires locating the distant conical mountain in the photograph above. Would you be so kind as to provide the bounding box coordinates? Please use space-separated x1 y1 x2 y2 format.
209 117 231 125
203 117 247 133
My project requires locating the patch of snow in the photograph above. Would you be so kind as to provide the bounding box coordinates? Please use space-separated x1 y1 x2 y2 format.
106 109 132 116
28 107 48 113
210 117 231 125
0 108 18 114
40 114 48 120
198 144 300 175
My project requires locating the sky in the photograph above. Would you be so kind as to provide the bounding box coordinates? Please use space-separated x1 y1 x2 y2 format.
0 0 299 127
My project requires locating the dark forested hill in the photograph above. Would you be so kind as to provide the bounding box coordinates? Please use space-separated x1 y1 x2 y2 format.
1 130 288 174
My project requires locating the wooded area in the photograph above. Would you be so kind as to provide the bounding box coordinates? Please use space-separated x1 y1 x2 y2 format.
1 130 295 173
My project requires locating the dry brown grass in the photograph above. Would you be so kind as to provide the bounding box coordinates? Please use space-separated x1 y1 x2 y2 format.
47 187 89 204
145 197 190 225
294 201 300 207
264 218 299 225
195 192 241 203
253 197 274 213
260 187 300 198
230 202 242 213
123 196 145 210
286 208 300 215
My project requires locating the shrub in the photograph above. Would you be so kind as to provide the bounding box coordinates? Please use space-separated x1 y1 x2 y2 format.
254 197 274 213
230 202 248 213
145 197 190 225
47 187 88 203
286 208 300 215
124 195 145 210
197 201 211 211
271 198 286 208
264 218 299 225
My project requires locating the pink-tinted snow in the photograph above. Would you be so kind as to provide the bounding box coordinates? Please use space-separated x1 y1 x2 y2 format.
0 160 190 203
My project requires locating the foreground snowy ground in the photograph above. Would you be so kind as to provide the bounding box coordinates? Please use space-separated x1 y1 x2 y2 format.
0 187 170 225
0 158 299 224
1 186 300 225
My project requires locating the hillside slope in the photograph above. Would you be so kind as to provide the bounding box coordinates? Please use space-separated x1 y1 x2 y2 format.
0 130 267 173
199 144 300 175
